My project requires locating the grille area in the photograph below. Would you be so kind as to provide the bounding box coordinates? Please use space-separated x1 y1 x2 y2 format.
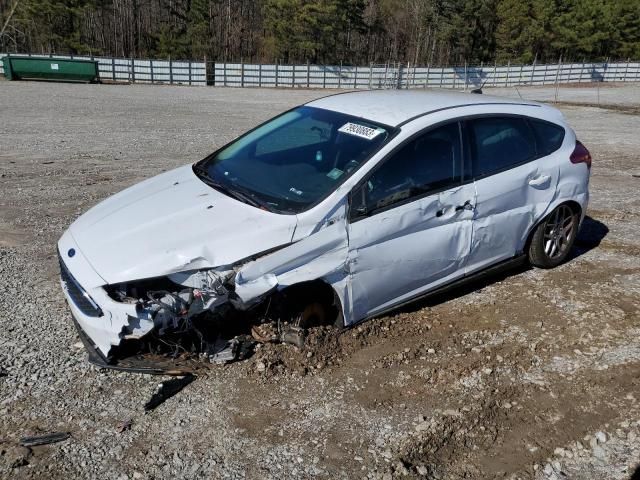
58 253 103 317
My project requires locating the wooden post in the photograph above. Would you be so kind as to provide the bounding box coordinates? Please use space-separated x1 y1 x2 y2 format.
223 61 226 87
519 63 524 86
493 60 497 87
625 58 630 82
111 57 116 82
354 65 358 88
368 62 373 89
131 57 135 83
505 60 510 87
384 62 389 89
291 64 295 88
464 61 468 91
275 60 279 88
307 60 310 88
323 65 326 88
554 55 562 103
338 61 342 88
204 55 209 86
150 60 154 84
424 63 429 88
188 60 192 86
240 60 244 87
258 63 262 87
530 58 536 85
405 61 410 89
169 57 174 84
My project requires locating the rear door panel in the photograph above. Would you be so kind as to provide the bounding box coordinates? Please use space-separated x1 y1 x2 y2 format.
464 116 560 274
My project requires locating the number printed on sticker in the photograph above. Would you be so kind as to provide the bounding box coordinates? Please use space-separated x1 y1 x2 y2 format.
338 123 383 140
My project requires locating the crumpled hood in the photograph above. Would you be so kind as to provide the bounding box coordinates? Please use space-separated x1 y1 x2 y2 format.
69 165 297 285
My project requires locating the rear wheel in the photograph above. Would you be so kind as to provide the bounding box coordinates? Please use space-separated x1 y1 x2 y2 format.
529 204 579 268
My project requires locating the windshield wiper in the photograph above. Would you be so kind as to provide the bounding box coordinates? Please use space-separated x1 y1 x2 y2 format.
193 165 269 211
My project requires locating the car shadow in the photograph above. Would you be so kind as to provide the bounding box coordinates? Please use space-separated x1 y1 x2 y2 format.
569 215 609 260
630 465 640 480
386 215 609 316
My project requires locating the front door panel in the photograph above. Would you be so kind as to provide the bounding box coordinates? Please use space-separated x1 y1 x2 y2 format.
347 183 476 320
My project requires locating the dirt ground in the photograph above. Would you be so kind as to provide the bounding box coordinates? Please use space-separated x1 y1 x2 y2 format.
1 81 639 479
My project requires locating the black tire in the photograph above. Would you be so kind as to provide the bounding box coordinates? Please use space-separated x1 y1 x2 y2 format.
529 204 580 268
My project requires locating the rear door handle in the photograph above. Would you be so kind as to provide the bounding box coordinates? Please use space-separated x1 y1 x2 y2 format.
528 174 551 188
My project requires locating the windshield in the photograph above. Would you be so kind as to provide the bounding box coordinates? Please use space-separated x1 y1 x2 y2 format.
194 106 394 213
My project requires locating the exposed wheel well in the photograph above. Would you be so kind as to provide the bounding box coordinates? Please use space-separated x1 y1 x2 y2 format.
274 280 343 326
524 200 582 252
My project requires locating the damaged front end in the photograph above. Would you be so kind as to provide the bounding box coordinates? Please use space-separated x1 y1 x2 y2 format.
57 176 350 374
62 258 308 374
97 267 276 371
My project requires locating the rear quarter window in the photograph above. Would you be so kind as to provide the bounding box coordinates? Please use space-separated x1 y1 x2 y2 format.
469 117 537 177
529 119 565 156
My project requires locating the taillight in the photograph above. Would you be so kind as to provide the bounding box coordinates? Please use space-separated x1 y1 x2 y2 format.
570 140 592 169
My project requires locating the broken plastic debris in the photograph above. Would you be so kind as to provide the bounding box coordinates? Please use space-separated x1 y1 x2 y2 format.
116 419 133 433
208 338 238 364
206 335 256 364
20 432 71 447
280 325 305 349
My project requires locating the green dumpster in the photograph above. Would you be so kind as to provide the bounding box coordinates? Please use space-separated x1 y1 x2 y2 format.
2 56 99 83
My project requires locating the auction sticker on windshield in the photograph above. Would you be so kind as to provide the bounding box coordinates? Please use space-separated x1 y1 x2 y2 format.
338 122 384 140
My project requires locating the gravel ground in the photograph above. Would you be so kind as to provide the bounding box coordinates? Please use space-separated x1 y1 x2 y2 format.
1 81 639 479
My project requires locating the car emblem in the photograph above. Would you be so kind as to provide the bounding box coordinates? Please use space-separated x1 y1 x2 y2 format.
68 248 76 258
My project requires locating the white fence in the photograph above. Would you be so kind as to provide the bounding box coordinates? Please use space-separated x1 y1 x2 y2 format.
0 53 207 85
213 61 640 89
1 53 639 89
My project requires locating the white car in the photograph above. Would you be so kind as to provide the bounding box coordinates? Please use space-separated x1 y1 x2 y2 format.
58 90 591 371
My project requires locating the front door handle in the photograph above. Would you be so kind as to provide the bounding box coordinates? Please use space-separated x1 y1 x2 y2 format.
528 174 551 188
436 200 474 217
455 200 474 212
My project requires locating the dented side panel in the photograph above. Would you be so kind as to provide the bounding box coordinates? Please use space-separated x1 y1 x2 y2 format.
235 201 350 308
347 184 476 320
466 139 566 274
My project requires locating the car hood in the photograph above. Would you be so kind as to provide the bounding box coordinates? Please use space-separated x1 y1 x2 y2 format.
69 165 297 285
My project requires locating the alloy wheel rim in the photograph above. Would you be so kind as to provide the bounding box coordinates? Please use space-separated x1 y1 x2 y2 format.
543 205 575 259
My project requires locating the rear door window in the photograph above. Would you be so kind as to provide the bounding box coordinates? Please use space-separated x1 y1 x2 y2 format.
469 117 536 177
529 119 565 156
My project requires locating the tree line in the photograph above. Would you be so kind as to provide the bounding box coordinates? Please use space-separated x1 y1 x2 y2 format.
1 0 639 65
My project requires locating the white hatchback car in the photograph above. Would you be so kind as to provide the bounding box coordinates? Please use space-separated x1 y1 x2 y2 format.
58 90 591 371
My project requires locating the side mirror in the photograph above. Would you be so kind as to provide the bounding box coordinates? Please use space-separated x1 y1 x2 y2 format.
349 185 368 220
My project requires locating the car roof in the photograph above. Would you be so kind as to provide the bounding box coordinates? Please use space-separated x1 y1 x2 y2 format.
305 89 550 127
